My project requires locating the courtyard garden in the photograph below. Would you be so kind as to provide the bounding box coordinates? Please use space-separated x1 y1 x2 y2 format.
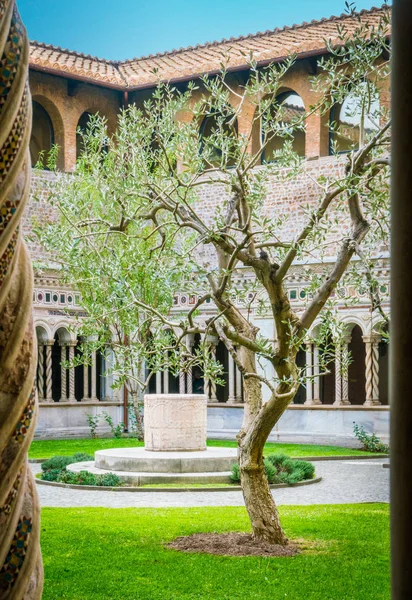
40 504 389 600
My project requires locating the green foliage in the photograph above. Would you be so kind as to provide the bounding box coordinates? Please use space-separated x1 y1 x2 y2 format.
86 413 100 439
72 452 95 462
41 455 75 472
353 423 389 453
230 453 315 485
102 411 124 438
40 504 390 599
40 469 61 482
95 472 121 487
59 470 99 486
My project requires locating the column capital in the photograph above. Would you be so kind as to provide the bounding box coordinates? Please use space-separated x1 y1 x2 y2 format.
363 334 382 344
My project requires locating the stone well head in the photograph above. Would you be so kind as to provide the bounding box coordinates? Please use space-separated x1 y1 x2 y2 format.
144 394 207 452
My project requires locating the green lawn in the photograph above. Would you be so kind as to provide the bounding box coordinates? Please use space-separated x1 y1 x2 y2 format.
29 437 380 459
41 504 389 600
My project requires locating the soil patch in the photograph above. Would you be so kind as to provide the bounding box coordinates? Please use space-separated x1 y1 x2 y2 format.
168 532 299 557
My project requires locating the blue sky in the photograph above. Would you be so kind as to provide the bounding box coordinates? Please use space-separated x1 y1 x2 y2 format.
19 0 387 61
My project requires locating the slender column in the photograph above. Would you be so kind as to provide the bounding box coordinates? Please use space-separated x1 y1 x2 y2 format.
68 342 77 402
60 343 68 402
163 351 169 394
333 342 343 406
227 353 235 403
90 350 98 401
45 341 54 402
304 342 314 405
341 337 351 405
83 363 89 401
37 343 45 400
235 362 242 403
186 335 194 394
179 355 186 394
313 344 321 404
156 370 162 394
363 335 381 406
210 342 218 402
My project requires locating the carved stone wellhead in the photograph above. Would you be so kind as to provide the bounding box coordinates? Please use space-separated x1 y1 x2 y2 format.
0 1 43 597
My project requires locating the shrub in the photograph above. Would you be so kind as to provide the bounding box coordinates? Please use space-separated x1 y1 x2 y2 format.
59 470 98 486
41 455 74 472
72 452 94 462
95 473 121 487
86 413 101 438
353 423 389 453
230 453 315 486
102 411 125 438
41 469 61 482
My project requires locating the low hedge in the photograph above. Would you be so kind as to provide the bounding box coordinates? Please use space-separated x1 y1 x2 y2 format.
41 453 120 487
230 453 315 485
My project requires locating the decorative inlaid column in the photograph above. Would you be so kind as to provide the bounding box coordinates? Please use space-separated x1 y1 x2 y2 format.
313 344 321 404
67 342 77 402
227 353 235 403
333 341 343 405
45 341 54 402
364 334 381 406
341 337 351 405
37 343 45 401
235 361 242 403
60 343 68 402
209 341 218 402
304 342 314 405
90 350 98 402
179 356 186 394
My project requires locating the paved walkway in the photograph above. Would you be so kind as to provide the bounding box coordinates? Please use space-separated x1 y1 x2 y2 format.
32 458 389 508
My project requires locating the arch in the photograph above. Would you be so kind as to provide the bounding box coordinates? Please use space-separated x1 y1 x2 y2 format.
341 316 368 337
347 324 366 405
53 323 76 343
329 83 380 154
35 322 52 342
30 101 54 167
31 94 65 170
260 89 306 163
199 110 238 168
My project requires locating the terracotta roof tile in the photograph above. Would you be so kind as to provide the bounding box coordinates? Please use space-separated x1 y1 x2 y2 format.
29 6 390 90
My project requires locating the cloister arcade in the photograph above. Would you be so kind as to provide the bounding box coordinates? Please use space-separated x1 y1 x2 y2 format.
34 318 389 407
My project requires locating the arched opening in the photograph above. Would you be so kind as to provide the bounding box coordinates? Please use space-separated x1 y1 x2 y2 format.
76 112 93 159
199 111 238 168
320 334 336 404
348 325 366 405
294 347 307 404
30 100 54 167
330 84 380 154
261 91 306 163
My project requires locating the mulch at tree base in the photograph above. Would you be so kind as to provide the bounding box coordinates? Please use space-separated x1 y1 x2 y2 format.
168 533 299 557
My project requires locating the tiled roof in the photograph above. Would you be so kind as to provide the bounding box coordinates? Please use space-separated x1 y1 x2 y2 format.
29 6 390 90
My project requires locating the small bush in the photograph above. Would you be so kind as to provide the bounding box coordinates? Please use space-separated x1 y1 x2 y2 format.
41 469 61 482
72 452 94 462
230 453 315 486
95 473 121 487
41 456 74 472
59 470 98 486
353 423 389 453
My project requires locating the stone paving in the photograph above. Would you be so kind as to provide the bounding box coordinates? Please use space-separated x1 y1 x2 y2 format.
32 458 389 508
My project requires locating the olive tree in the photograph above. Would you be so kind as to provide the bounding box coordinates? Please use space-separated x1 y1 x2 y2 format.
38 7 390 545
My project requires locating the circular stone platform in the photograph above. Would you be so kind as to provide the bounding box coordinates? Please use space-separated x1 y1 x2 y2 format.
67 447 238 485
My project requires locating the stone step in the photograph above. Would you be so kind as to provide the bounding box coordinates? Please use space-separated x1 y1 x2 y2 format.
94 447 238 473
67 461 232 485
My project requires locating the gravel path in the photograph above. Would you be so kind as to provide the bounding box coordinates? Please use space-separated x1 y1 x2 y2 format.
32 458 389 508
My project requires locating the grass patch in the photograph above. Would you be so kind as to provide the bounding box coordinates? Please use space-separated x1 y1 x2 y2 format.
29 438 380 459
41 504 389 600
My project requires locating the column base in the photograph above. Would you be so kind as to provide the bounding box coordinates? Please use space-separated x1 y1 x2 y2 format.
333 399 351 406
227 397 236 404
304 398 322 406
67 397 77 403
364 399 381 406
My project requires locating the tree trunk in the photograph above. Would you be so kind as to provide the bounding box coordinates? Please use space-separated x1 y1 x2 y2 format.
129 390 144 440
239 447 288 545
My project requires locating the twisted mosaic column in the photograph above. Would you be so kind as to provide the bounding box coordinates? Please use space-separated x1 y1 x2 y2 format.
0 1 43 597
